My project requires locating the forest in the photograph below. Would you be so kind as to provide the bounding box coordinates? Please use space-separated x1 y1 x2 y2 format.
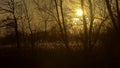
0 0 120 68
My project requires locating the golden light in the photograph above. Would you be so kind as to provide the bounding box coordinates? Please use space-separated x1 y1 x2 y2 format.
72 18 80 25
72 18 80 21
76 9 83 16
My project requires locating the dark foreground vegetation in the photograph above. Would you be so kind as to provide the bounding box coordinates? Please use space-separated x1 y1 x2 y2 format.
0 29 120 68
0 46 120 68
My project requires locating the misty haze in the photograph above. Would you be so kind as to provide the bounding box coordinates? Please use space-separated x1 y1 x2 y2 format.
0 0 120 68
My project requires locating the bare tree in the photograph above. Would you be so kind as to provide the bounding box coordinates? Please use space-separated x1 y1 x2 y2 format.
105 0 120 32
0 0 21 48
54 0 69 49
33 0 70 48
80 0 88 50
21 0 35 48
88 0 94 49
33 0 51 46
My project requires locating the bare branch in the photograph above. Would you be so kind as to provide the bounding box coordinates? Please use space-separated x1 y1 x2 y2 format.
0 7 13 13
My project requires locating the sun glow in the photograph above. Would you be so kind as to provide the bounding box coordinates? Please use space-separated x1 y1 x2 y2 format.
76 9 83 16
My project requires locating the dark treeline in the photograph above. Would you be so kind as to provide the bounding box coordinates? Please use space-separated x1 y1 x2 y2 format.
0 0 120 68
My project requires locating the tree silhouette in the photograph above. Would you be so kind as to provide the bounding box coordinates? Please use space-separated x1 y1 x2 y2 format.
0 0 21 48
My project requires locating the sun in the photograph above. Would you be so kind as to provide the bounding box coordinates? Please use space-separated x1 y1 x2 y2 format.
76 9 83 16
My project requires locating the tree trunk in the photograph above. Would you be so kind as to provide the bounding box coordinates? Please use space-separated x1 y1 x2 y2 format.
54 0 69 49
60 0 69 49
88 0 94 49
81 0 88 50
105 0 118 31
12 0 20 48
